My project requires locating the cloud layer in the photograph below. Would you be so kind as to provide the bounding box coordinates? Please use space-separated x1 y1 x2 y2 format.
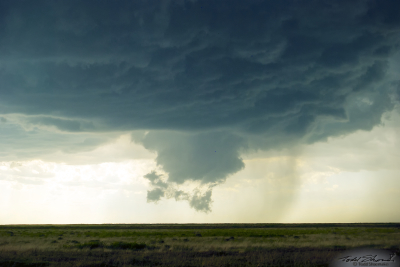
1 0 400 211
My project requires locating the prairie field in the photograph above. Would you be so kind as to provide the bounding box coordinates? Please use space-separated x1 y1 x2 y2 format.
0 223 399 267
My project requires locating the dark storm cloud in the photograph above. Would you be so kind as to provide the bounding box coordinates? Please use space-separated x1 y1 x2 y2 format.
0 115 114 161
23 116 96 132
1 0 399 211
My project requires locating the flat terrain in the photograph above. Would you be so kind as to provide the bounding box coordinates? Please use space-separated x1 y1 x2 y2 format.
0 223 399 266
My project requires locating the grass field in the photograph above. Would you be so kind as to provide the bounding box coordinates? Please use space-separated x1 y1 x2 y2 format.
0 223 399 266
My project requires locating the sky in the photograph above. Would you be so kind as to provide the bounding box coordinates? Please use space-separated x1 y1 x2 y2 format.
1 0 400 224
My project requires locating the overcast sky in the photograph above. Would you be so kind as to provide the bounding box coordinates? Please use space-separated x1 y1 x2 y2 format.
1 0 400 224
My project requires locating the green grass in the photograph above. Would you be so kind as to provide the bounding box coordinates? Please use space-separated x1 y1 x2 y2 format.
2 226 397 239
0 223 399 266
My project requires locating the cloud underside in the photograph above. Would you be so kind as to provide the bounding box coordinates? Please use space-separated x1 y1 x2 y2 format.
1 0 400 211
145 171 214 213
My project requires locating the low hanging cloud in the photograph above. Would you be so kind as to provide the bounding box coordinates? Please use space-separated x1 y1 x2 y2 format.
143 170 214 212
146 188 165 203
133 130 246 212
133 131 246 185
1 0 400 211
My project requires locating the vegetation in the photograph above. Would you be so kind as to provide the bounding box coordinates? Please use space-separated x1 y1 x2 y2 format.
0 223 399 266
